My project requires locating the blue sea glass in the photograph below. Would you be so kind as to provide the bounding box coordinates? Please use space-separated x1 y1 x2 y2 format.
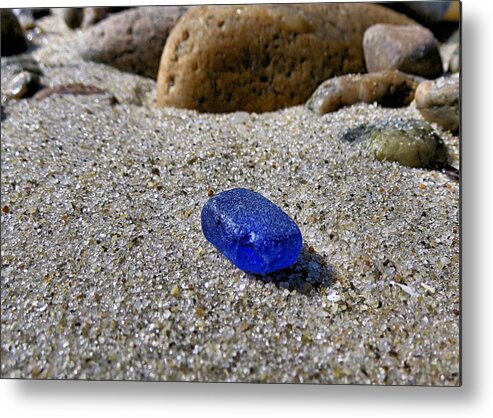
201 188 303 275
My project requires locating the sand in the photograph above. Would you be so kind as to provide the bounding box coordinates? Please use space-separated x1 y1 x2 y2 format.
1 14 460 385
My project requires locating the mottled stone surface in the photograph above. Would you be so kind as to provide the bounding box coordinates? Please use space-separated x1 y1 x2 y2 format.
367 118 447 168
415 75 459 133
363 24 443 78
156 3 413 113
306 70 418 114
78 6 187 79
1 10 28 56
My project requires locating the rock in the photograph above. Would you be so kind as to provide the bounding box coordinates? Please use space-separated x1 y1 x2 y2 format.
306 70 418 114
201 188 303 275
59 8 83 29
78 6 188 79
81 7 130 29
156 3 414 113
367 119 446 168
1 10 28 56
5 71 42 99
363 24 443 79
414 75 459 133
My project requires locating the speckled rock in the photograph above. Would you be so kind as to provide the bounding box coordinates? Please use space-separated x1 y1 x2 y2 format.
368 118 446 168
415 75 459 133
1 10 28 56
363 24 443 79
78 6 187 79
306 70 418 114
156 4 414 113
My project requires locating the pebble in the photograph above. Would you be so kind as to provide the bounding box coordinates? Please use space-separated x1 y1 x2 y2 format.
156 3 414 112
1 10 28 56
78 6 187 79
5 71 42 99
367 118 447 168
201 188 303 275
415 74 459 133
306 70 418 114
363 24 443 79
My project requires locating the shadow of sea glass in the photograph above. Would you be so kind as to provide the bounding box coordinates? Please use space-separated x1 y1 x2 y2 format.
249 244 335 295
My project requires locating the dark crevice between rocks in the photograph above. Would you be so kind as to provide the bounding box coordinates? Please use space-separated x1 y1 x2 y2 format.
250 244 335 296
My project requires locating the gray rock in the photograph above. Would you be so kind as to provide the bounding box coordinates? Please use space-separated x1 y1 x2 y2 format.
415 75 459 133
369 120 445 168
1 10 28 56
363 24 443 79
78 6 187 79
343 118 447 168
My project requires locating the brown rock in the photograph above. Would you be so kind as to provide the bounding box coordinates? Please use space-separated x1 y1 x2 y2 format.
306 70 418 114
363 24 443 79
78 6 188 79
1 10 28 56
414 75 459 133
156 4 414 113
